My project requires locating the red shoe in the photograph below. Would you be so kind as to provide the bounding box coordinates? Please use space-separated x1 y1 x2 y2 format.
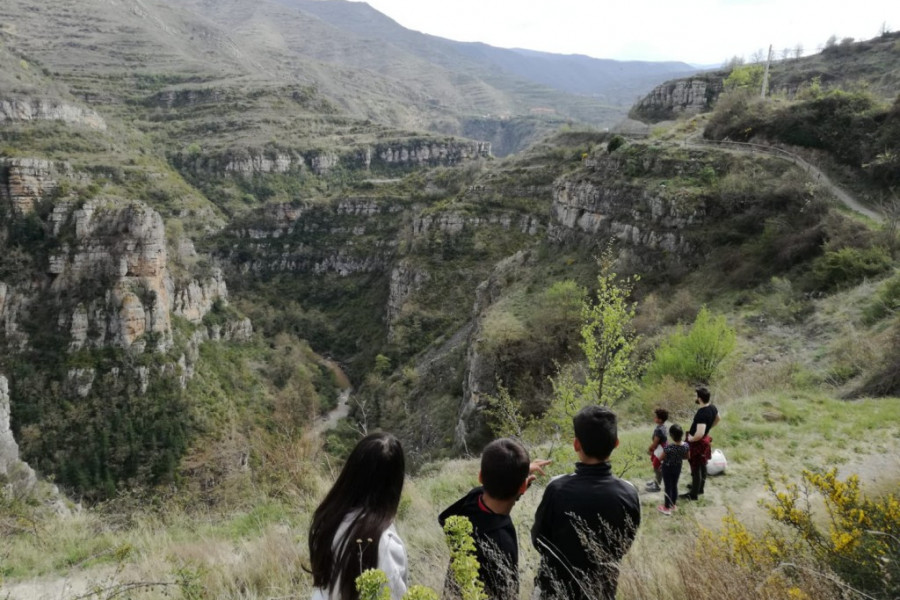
657 505 672 516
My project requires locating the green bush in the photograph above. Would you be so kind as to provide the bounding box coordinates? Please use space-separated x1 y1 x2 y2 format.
811 246 893 291
606 135 625 153
863 270 900 323
723 64 764 91
645 306 736 384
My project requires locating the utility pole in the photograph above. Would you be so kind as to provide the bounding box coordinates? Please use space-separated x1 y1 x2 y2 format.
761 44 773 99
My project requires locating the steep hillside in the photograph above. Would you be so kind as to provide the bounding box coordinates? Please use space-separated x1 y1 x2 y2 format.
1 0 898 507
278 0 695 104
0 0 690 161
1 6 898 600
631 31 900 123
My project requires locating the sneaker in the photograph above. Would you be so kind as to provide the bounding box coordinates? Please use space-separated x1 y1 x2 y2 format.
679 493 697 500
645 482 661 492
657 505 672 516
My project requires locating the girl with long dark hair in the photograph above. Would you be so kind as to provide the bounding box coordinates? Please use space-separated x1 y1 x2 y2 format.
309 432 407 600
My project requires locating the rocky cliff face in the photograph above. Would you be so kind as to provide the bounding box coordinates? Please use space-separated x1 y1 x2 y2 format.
549 179 700 254
0 98 107 130
386 260 429 338
175 140 491 178
629 76 724 123
374 140 491 167
413 211 541 236
2 157 247 362
0 375 37 494
49 197 175 350
547 147 711 256
0 157 78 215
455 251 531 447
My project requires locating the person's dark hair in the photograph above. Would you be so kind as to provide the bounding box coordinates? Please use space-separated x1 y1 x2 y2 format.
668 423 684 442
481 438 530 500
573 406 618 459
654 407 669 422
308 432 405 600
696 386 711 404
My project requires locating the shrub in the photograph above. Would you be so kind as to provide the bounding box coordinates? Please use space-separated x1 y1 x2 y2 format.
810 246 893 291
645 306 736 384
863 270 900 323
723 64 765 91
764 467 900 599
606 135 625 153
857 320 900 396
443 515 487 600
358 571 439 600
679 511 842 600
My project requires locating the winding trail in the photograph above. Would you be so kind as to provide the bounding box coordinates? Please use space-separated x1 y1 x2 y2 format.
684 136 884 223
312 387 351 436
310 355 353 436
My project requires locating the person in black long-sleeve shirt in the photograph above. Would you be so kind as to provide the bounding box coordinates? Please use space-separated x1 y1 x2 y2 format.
531 406 641 600
438 438 550 600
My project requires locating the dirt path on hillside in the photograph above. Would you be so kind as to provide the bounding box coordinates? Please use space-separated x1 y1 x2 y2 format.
312 387 351 436
2 566 120 600
310 355 353 436
685 136 884 223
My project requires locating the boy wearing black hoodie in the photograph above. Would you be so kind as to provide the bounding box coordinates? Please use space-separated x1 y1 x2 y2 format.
438 438 549 600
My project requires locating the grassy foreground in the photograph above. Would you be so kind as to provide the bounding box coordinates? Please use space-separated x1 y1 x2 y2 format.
2 384 898 599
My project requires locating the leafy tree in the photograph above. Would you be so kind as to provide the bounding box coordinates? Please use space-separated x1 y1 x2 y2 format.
548 253 640 421
724 65 765 91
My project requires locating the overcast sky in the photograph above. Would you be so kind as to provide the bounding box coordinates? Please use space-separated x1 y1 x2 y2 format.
356 0 898 65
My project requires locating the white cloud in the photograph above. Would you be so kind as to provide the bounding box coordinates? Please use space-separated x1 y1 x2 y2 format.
359 0 899 64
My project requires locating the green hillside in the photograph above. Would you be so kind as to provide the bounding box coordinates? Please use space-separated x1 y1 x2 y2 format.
0 3 898 600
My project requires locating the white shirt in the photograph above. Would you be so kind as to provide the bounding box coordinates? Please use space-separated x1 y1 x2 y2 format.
311 518 408 600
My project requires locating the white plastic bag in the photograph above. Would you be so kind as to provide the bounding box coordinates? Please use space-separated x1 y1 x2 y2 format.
707 448 727 475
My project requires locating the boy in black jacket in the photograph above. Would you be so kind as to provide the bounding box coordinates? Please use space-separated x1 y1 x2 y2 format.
438 438 549 600
531 406 641 600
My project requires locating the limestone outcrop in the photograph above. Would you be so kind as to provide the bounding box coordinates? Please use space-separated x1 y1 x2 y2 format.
386 260 430 336
0 98 107 130
172 269 229 324
629 76 724 123
413 211 541 236
548 149 708 255
374 140 491 167
549 180 698 254
0 157 75 215
174 140 490 177
455 251 530 448
50 198 174 350
0 375 37 495
2 156 246 363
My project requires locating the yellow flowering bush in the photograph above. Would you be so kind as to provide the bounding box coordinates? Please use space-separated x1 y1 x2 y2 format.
681 515 829 600
763 466 899 599
686 467 898 600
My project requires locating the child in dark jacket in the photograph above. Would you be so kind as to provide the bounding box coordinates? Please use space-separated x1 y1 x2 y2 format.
657 424 688 516
438 438 549 600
